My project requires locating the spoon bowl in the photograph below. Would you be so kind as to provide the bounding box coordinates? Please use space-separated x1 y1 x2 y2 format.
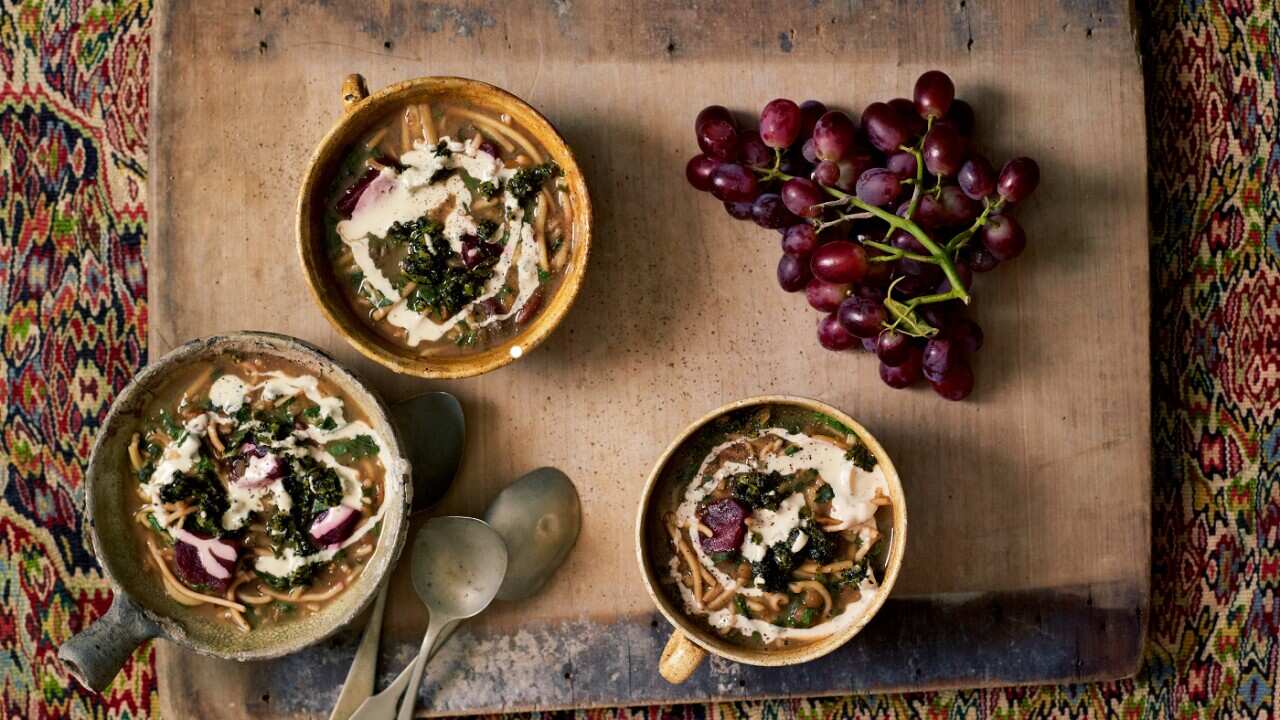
484 467 581 601
411 517 508 619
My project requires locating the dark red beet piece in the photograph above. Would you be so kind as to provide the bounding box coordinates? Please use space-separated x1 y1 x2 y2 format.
699 498 748 553
335 167 381 217
309 505 361 547
173 530 239 593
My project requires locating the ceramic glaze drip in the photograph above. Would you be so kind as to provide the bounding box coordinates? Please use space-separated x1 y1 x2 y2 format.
336 136 544 346
670 428 889 642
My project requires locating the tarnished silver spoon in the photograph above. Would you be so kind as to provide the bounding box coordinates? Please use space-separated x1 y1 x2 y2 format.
351 517 508 720
362 467 583 716
328 392 464 720
484 467 580 601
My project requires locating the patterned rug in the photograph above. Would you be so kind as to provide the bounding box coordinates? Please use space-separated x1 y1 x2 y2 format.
0 0 1275 717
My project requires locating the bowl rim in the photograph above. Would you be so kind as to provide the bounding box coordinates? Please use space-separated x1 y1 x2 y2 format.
295 74 593 379
82 331 413 660
634 395 908 667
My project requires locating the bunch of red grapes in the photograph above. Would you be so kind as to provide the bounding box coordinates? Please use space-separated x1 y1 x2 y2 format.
685 70 1040 401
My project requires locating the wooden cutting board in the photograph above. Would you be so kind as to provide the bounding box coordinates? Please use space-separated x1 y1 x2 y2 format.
148 0 1150 715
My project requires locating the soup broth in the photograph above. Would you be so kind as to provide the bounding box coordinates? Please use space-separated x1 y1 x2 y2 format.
125 353 389 631
325 99 573 354
652 404 893 650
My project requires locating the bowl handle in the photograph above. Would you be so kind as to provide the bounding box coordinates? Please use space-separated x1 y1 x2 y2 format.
658 628 706 684
59 593 161 692
341 74 369 114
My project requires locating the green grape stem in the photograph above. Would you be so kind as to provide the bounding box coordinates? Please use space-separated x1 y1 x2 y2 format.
945 196 1006 254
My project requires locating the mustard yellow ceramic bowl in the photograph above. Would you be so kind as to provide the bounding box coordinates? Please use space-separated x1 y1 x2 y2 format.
297 74 592 378
635 396 907 683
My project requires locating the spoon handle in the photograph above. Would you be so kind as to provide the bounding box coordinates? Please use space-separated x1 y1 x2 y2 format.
328 581 390 720
393 619 451 720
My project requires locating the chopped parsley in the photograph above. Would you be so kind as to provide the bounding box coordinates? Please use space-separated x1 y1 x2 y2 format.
326 434 379 460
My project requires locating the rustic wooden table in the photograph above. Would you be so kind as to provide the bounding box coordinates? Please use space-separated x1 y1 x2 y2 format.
149 0 1150 715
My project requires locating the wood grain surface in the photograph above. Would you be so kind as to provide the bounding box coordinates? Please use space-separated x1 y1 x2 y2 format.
148 0 1150 715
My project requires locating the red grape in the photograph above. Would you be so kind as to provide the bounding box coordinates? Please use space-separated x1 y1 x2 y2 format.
930 362 974 400
938 185 979 224
806 278 851 312
710 163 760 202
942 99 975 136
980 215 1026 260
837 296 886 337
812 160 840 186
751 193 796 228
886 151 918 179
818 312 857 350
739 131 773 167
920 302 959 331
777 254 811 292
998 157 1040 202
922 123 966 177
862 102 910 153
723 201 753 220
861 247 895 286
914 70 955 119
967 246 1000 272
875 329 912 366
894 271 938 298
760 98 802 149
908 193 947 228
812 111 857 161
801 138 819 164
781 224 818 258
888 97 927 137
798 100 827 137
686 154 719 191
778 148 813 178
948 318 984 353
921 337 958 382
781 177 824 218
880 346 924 388
811 241 868 284
837 155 875 192
957 155 996 199
695 105 739 160
890 228 926 254
856 168 902 206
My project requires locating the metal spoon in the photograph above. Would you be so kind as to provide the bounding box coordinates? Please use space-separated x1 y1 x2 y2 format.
350 517 508 720
360 468 583 713
484 467 580 601
328 392 464 720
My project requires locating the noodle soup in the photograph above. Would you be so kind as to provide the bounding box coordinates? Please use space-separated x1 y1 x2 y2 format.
324 99 574 354
651 404 894 650
125 353 389 632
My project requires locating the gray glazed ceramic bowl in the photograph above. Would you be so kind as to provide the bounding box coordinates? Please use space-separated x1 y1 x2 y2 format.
59 332 412 691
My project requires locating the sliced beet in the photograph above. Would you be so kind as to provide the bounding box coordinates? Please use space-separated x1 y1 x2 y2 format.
699 498 749 553
229 443 283 489
335 167 382 217
173 529 239 593
309 505 360 547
